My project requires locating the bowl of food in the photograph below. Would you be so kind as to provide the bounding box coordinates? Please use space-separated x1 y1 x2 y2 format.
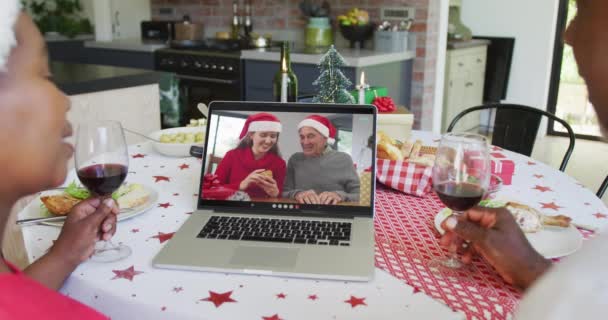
149 126 205 157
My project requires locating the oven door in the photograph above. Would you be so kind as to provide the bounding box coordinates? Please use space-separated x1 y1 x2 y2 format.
169 74 242 128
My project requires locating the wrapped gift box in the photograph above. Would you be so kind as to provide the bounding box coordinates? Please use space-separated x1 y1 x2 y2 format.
490 152 515 185
466 151 515 185
377 106 414 143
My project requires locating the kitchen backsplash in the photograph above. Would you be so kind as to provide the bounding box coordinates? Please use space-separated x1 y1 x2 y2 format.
150 0 440 130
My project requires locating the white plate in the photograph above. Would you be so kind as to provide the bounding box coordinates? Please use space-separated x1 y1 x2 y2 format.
21 185 159 227
434 208 583 259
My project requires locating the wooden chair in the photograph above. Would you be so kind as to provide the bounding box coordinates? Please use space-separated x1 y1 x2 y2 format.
206 155 223 174
447 104 576 172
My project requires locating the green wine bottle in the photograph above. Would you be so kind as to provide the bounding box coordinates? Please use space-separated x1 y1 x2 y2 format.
273 42 298 102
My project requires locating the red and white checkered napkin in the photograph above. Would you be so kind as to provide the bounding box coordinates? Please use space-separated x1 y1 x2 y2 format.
373 185 522 320
376 159 433 197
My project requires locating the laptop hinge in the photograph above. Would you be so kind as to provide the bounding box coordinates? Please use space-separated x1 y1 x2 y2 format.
207 207 358 220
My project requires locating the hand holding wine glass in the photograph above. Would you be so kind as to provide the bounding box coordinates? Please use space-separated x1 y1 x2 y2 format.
432 132 491 269
75 120 130 262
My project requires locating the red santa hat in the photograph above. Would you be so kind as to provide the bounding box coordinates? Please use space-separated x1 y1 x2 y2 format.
239 112 282 139
298 115 336 144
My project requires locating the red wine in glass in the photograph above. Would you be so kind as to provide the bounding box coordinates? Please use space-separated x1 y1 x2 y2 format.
435 182 485 212
75 120 130 262
77 164 128 196
431 132 491 269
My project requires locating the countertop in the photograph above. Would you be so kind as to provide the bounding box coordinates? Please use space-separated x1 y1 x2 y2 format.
84 38 167 52
51 62 162 95
241 47 416 67
447 39 491 50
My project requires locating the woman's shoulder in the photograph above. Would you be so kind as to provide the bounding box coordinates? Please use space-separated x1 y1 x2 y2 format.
0 273 108 319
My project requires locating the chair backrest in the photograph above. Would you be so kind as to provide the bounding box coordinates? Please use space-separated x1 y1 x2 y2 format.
206 155 223 174
447 104 576 172
598 175 608 198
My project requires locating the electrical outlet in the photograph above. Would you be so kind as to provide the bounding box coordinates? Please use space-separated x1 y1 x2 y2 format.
380 7 416 21
158 7 175 16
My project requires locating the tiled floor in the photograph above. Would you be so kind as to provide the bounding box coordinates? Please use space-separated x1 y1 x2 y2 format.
531 135 608 205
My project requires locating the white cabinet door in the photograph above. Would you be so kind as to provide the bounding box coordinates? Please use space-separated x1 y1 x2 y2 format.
444 73 468 131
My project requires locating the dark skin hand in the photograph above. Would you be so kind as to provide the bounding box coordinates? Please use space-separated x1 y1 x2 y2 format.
440 207 552 290
25 198 117 290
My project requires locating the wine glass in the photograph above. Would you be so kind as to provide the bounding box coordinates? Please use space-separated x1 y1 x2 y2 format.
75 120 131 262
432 132 491 269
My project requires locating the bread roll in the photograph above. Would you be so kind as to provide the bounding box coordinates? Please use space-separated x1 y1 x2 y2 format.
410 140 422 159
377 139 403 161
400 141 414 159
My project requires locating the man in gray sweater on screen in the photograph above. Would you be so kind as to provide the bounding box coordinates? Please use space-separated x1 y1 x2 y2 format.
283 115 360 205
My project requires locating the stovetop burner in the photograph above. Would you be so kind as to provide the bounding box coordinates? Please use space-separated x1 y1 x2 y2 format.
167 39 251 52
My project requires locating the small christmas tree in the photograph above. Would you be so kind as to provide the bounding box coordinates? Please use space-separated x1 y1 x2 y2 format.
312 45 356 104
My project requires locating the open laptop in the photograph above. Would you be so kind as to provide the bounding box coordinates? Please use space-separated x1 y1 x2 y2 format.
153 101 377 281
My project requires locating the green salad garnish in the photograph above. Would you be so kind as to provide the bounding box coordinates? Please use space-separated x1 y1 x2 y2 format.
65 181 134 200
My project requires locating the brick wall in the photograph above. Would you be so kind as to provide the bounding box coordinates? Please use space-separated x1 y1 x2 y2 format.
151 0 439 129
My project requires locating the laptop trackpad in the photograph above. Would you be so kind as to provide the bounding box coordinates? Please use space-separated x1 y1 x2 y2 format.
229 246 299 268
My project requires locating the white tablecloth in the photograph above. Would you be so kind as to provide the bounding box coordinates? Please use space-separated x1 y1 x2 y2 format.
20 140 462 320
19 131 608 320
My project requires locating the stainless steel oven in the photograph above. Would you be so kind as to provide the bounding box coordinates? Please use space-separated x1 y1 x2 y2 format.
155 47 243 128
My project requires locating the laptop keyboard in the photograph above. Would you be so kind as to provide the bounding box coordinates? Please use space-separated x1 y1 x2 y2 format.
197 216 352 246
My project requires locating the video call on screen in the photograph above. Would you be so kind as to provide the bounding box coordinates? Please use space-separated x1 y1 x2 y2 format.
202 111 374 208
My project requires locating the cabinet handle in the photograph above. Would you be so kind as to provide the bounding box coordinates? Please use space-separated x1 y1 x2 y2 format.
458 62 464 67
477 59 482 63
465 82 474 87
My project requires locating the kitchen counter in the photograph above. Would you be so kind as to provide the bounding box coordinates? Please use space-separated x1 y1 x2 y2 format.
241 47 416 67
51 62 161 95
84 38 167 53
447 39 491 50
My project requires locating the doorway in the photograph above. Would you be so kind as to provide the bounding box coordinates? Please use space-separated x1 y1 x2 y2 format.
547 0 601 140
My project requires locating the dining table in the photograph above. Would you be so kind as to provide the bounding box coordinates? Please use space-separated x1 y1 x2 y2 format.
18 130 608 320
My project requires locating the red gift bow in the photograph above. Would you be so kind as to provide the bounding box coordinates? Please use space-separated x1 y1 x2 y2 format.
203 174 221 189
372 96 397 113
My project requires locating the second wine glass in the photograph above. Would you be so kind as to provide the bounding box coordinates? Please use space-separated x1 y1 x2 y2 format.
75 120 131 262
432 132 491 269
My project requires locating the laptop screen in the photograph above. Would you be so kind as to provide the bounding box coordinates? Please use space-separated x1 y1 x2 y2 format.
198 102 376 217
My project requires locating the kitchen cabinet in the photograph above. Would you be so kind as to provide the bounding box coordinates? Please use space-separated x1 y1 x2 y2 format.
442 44 488 132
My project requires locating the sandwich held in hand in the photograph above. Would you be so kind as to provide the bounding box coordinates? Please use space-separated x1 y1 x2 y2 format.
41 181 150 216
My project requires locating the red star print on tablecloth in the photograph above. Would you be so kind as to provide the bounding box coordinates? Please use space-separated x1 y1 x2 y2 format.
262 315 283 320
151 232 175 243
540 202 563 211
593 212 607 219
533 174 544 179
173 287 183 293
533 185 553 192
413 287 421 294
131 228 140 233
158 202 172 209
345 296 367 308
111 266 143 281
153 176 170 183
131 153 146 158
527 161 536 166
179 163 190 170
201 291 237 308
276 293 286 299
308 294 318 301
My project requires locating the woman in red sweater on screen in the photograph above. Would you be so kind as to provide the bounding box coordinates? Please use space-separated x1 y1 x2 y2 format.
214 113 287 198
0 7 115 320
